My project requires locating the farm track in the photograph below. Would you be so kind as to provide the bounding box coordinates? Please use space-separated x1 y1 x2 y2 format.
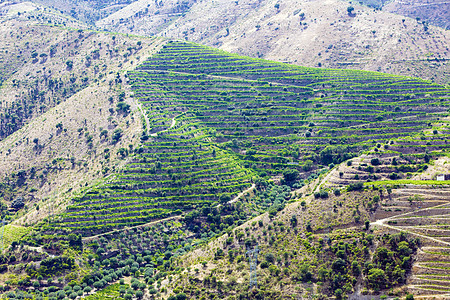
372 220 450 246
82 215 181 242
228 183 256 204
370 186 450 296
150 113 180 137
372 201 450 245
137 102 150 136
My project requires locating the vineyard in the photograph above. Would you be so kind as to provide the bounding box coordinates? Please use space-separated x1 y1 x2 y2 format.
1 225 30 251
379 190 450 295
45 40 450 237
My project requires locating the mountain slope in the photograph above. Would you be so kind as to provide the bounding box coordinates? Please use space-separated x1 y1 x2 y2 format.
364 0 450 29
46 40 449 237
0 39 449 299
0 15 160 139
95 0 450 84
1 0 134 25
0 18 165 225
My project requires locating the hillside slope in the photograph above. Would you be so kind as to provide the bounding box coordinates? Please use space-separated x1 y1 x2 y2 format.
381 0 449 30
95 0 450 84
0 0 133 25
0 40 449 299
164 114 450 298
0 18 165 225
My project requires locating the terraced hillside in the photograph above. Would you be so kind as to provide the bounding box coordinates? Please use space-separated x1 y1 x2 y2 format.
96 0 450 84
48 41 450 237
376 194 450 296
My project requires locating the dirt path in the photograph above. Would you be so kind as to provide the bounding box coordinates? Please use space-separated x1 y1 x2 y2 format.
150 114 180 137
313 168 336 193
228 184 256 204
372 219 450 246
410 293 450 300
137 102 150 136
395 1 450 8
371 201 450 246
82 216 181 242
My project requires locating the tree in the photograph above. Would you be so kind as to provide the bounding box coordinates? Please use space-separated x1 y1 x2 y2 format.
347 182 364 191
370 158 380 166
112 128 123 143
367 268 386 290
320 145 352 165
290 215 298 227
116 101 130 113
117 148 128 158
100 129 108 138
283 168 299 182
265 253 275 263
335 289 343 300
299 263 312 282
347 6 354 15
66 60 73 69
176 293 187 300
332 258 346 273
68 233 82 250
219 194 231 203
124 294 133 300
351 261 360 276
303 159 313 171
11 197 25 209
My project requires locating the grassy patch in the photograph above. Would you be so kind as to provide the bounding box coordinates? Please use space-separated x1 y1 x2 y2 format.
85 283 127 300
3 225 30 249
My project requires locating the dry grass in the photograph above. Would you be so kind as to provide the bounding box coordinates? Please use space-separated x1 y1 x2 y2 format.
0 19 165 225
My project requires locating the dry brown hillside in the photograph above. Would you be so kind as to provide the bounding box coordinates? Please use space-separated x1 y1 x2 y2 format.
96 0 450 84
0 0 134 25
0 16 160 138
0 18 165 225
383 0 450 30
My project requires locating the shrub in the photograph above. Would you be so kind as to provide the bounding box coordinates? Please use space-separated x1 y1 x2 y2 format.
176 293 187 300
11 196 25 209
370 158 380 166
265 253 275 263
112 128 123 143
347 182 363 191
283 168 299 182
